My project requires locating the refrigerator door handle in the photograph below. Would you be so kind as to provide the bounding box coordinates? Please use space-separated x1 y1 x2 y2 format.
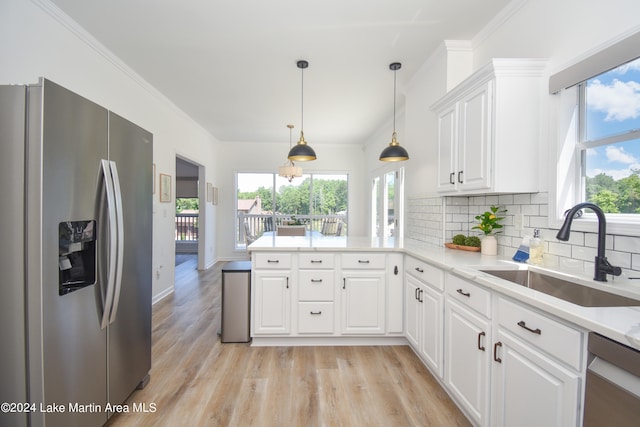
99 159 118 330
108 160 124 324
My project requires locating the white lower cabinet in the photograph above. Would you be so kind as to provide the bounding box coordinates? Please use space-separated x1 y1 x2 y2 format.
253 271 291 335
444 297 491 426
442 274 585 427
341 271 386 334
404 257 444 377
490 296 584 427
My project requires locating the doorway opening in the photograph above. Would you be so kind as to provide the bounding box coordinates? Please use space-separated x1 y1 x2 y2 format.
175 156 205 270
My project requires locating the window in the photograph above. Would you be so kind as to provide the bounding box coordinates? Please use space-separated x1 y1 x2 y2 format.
371 166 404 246
235 172 348 247
579 57 640 214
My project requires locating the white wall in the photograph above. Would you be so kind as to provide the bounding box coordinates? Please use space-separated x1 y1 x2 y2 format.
216 141 367 260
1 0 220 300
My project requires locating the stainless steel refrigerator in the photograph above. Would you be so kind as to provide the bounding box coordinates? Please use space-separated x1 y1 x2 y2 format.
0 79 153 427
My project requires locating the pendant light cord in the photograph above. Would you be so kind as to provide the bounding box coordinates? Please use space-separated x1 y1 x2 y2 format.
300 65 304 131
393 67 396 133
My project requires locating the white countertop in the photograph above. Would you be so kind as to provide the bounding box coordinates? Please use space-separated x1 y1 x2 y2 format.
248 235 640 350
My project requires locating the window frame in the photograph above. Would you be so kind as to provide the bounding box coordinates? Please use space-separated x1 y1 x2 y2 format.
551 57 640 236
235 171 349 248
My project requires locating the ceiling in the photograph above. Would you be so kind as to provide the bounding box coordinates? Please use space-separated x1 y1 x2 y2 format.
50 0 511 146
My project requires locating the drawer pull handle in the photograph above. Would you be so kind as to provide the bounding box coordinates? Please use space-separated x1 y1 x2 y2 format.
267 259 280 263
415 267 424 273
456 289 471 297
310 311 322 315
310 260 323 263
310 279 323 283
493 341 502 363
457 170 464 183
415 288 420 301
343 278 346 289
477 331 486 351
358 260 370 264
517 321 542 335
449 172 455 185
418 289 423 303
286 277 289 289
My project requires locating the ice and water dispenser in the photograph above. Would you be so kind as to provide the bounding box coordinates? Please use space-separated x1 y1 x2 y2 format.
58 220 96 295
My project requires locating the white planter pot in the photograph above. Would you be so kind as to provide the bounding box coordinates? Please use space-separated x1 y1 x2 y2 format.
481 235 498 255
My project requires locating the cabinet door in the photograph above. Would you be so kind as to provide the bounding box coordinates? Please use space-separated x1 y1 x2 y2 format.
436 104 457 192
491 329 581 427
444 298 491 426
253 271 291 335
419 283 443 379
341 272 385 334
458 81 492 192
405 275 421 349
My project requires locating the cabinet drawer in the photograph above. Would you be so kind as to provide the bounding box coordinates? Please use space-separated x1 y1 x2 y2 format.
342 253 386 269
299 270 335 301
405 256 444 291
445 273 491 318
298 302 334 334
254 252 292 269
497 297 584 370
299 253 334 269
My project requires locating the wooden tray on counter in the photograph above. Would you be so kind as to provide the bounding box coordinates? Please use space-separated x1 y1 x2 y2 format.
444 243 481 252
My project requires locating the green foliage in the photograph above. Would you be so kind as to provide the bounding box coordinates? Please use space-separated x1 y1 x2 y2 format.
452 234 467 245
472 205 507 235
176 198 199 213
586 170 640 213
464 236 481 247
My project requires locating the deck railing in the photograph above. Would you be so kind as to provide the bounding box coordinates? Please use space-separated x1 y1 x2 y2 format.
238 213 347 245
175 213 199 241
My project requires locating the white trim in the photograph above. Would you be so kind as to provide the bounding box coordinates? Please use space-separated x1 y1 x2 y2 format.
152 287 174 305
251 336 408 347
30 0 213 138
471 0 529 49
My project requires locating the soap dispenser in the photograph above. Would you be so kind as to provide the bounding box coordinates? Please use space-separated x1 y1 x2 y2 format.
529 228 543 265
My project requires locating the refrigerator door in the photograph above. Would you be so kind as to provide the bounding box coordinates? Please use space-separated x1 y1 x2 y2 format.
0 85 28 427
106 111 153 409
29 79 109 427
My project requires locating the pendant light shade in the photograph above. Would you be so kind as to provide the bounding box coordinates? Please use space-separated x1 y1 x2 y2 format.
289 60 317 161
278 124 303 182
380 62 409 162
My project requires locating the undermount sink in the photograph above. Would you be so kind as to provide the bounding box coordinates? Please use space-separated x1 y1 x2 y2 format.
479 269 640 307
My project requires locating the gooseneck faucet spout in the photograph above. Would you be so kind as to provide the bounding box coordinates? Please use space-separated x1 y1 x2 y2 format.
556 202 622 282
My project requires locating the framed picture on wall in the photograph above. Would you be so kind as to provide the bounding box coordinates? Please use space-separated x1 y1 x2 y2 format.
160 173 172 203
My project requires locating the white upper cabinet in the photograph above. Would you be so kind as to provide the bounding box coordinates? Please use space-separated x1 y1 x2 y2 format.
432 59 547 195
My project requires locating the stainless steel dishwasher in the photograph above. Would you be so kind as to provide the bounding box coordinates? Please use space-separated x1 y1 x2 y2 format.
583 333 640 426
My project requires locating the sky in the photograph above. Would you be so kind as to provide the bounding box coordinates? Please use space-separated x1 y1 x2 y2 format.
585 57 640 180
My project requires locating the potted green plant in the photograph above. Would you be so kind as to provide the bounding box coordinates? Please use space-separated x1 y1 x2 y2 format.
472 205 507 255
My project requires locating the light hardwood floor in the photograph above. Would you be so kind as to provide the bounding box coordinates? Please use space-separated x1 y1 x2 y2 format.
106 257 471 427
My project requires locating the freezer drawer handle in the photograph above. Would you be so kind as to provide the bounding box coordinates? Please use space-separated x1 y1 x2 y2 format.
517 320 542 335
310 311 322 315
456 289 471 297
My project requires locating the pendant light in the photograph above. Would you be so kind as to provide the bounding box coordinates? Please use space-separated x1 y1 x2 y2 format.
278 124 303 182
288 60 317 161
379 62 409 162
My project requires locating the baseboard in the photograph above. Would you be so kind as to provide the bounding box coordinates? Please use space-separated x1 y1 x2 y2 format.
250 336 408 347
152 286 174 305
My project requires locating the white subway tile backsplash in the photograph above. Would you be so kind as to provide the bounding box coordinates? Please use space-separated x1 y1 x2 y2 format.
407 191 640 276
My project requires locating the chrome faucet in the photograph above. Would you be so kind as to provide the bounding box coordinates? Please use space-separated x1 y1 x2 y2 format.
556 202 622 282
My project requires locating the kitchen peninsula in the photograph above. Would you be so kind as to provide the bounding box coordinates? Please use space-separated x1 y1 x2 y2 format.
248 233 640 426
